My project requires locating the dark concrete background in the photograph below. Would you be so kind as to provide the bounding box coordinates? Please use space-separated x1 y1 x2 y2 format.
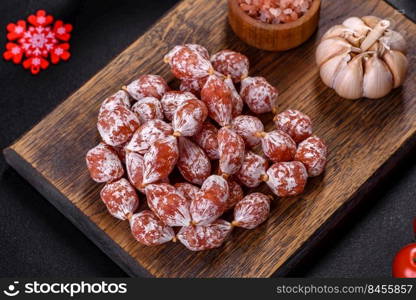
0 0 415 277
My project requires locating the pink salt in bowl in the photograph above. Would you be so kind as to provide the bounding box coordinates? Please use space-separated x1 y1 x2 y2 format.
228 0 321 51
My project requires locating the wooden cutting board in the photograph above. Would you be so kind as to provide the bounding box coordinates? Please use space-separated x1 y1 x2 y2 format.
4 0 416 278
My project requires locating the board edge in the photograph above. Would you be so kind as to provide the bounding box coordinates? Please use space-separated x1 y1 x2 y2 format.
3 147 153 278
272 132 416 277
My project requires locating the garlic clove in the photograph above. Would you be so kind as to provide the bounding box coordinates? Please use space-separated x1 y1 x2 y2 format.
321 25 363 47
345 34 364 48
363 55 393 99
316 37 359 67
383 50 409 88
343 17 372 36
368 41 380 52
322 25 353 40
362 16 382 28
360 19 390 51
319 53 351 88
332 54 364 99
380 30 407 54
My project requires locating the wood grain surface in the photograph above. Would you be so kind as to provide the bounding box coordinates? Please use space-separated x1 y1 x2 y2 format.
4 0 416 278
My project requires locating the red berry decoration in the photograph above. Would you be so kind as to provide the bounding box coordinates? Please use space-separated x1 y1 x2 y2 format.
392 218 416 278
86 44 328 252
3 10 72 74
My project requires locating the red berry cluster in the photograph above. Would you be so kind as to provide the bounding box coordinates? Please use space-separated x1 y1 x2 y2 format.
86 44 327 251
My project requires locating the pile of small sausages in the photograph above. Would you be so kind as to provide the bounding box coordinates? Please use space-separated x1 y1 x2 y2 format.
86 44 327 251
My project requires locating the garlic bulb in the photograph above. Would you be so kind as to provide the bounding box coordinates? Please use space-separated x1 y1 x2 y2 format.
316 16 408 99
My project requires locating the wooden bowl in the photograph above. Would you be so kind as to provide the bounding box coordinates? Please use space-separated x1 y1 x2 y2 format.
228 0 321 51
